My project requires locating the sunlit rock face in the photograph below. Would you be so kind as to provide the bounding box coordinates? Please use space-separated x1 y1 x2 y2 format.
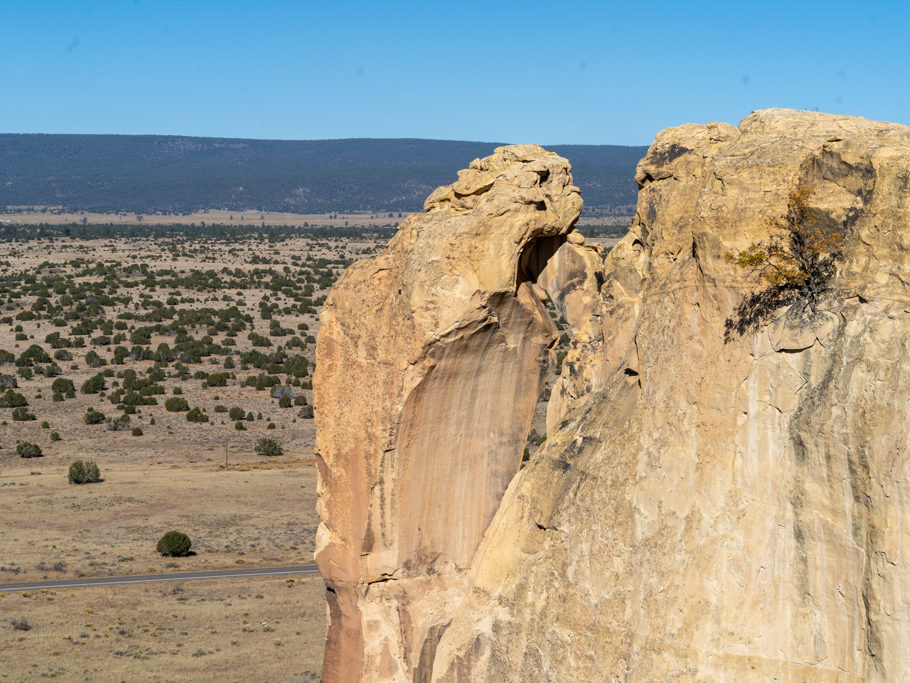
315 110 910 682
313 144 587 681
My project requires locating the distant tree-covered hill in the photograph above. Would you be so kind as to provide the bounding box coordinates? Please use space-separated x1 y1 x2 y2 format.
0 134 647 215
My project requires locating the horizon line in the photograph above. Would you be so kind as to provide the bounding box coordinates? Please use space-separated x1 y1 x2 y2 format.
0 131 651 148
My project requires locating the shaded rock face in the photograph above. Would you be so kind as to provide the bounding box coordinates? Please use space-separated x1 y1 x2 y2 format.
315 110 910 681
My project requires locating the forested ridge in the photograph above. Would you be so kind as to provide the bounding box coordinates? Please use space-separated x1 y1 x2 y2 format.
0 134 646 215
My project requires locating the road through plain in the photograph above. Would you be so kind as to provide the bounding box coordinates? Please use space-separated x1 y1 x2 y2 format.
0 564 319 592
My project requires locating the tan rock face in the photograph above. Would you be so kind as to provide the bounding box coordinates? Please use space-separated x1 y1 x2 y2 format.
314 144 584 681
315 110 910 681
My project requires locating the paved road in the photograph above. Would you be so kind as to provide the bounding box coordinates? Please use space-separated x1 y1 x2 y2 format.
0 564 320 592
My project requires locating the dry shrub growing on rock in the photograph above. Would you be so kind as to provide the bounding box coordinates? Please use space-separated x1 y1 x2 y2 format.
724 185 845 340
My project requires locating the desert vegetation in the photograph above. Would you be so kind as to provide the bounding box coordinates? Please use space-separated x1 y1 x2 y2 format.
157 531 193 557
68 459 101 484
0 229 388 473
0 228 389 676
724 185 846 340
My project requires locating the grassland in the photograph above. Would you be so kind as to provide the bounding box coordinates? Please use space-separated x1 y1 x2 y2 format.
0 232 387 680
0 574 325 681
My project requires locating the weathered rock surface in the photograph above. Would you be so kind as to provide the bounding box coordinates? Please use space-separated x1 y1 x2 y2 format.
315 110 910 681
314 144 587 681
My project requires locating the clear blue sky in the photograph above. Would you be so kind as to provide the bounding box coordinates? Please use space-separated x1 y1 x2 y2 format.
2 0 907 145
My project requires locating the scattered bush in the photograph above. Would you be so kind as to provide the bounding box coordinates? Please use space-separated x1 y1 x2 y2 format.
156 531 192 557
298 405 314 419
254 437 283 457
165 396 190 412
50 431 61 441
185 407 209 423
11 406 35 421
132 427 143 436
0 389 27 408
228 406 245 421
51 377 76 397
68 460 101 484
84 408 106 425
106 414 131 431
204 372 230 387
10 617 31 631
271 385 294 400
16 441 43 458
80 373 106 394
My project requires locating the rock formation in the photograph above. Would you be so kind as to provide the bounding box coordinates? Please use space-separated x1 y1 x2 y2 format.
314 110 910 681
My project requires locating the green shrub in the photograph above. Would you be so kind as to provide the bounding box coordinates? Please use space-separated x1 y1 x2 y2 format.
156 531 192 557
106 414 131 431
0 389 27 408
278 395 291 408
81 373 105 394
213 405 227 413
204 372 229 388
52 378 76 396
68 460 101 484
12 406 35 421
16 441 43 458
234 420 246 431
254 437 283 457
84 350 105 368
228 406 245 421
185 407 209 423
84 408 106 425
298 405 314 419
131 427 143 436
165 396 190 412
50 431 61 441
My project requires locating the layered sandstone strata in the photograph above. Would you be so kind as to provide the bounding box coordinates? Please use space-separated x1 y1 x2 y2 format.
315 110 910 681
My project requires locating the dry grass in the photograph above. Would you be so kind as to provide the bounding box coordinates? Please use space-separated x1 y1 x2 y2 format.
0 574 325 681
0 461 318 583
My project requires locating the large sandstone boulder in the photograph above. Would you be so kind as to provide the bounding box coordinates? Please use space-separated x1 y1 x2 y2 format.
315 110 910 681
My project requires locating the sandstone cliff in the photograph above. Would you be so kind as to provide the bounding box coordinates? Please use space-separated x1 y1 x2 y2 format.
314 110 910 681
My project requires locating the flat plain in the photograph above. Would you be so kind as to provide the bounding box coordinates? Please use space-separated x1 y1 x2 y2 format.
1 574 325 681
0 231 385 680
